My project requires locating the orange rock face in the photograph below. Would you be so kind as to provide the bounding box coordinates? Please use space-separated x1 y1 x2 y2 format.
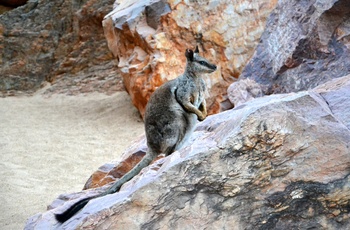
103 0 278 117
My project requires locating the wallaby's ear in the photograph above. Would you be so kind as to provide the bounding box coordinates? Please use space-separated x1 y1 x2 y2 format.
185 49 194 61
194 45 199 53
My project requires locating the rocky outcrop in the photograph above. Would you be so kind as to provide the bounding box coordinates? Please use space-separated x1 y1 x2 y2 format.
233 0 350 102
102 0 277 117
0 0 123 96
25 74 350 229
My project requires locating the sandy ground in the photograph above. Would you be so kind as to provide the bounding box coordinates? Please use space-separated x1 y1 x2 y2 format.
0 90 145 229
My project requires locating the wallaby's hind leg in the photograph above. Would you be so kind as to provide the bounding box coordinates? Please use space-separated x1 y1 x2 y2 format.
146 118 184 157
171 124 195 154
163 115 197 156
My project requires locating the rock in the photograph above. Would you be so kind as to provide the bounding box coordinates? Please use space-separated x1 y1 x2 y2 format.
236 0 350 98
227 78 265 107
314 76 350 130
25 74 350 229
0 0 123 96
102 0 278 117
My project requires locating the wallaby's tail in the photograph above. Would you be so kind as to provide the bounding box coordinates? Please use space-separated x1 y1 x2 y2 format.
104 152 155 194
55 151 156 223
55 197 92 223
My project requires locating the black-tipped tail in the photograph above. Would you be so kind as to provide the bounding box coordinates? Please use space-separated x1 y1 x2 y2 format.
55 197 92 223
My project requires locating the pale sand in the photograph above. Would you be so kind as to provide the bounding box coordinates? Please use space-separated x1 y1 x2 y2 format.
0 90 145 229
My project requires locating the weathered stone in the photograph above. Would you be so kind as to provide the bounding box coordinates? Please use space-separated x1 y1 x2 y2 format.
238 0 350 95
25 75 350 230
227 78 265 107
102 0 277 117
0 0 123 96
314 76 350 129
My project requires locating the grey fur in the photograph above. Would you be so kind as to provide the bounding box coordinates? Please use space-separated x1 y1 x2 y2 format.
55 47 217 223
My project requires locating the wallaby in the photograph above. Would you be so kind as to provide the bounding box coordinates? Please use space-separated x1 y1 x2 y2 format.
55 46 217 223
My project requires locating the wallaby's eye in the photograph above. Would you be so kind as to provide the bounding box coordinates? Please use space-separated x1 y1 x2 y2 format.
199 61 205 65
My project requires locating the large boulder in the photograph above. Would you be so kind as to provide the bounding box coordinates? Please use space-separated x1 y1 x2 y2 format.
0 0 122 96
25 75 350 229
229 0 350 107
102 0 278 117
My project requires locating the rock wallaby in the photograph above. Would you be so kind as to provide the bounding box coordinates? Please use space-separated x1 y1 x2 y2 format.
55 46 217 223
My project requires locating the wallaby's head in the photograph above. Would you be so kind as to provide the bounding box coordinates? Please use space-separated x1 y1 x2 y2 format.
185 46 217 74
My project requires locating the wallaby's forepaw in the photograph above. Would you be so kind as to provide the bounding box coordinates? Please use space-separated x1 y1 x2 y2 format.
198 103 207 121
198 114 206 121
